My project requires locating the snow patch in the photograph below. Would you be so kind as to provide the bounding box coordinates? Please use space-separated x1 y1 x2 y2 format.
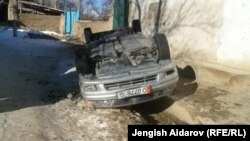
0 27 70 57
63 67 76 75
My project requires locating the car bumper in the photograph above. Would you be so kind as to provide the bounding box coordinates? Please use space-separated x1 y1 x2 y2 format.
79 62 179 107
90 80 177 107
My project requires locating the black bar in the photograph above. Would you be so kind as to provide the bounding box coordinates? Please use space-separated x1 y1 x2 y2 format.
128 125 250 141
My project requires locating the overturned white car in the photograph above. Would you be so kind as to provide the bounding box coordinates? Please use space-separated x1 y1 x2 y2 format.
75 20 179 107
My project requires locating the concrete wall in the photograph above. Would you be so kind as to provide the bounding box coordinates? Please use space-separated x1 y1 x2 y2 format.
129 0 250 77
19 13 61 33
218 0 250 72
72 19 113 42
8 0 16 21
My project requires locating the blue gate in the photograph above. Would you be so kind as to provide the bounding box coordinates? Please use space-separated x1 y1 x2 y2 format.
64 1 80 34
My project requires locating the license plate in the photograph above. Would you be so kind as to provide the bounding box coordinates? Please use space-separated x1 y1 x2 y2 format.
117 86 152 99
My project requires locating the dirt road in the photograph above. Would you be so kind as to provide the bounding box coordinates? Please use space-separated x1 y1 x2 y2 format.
1 27 249 141
0 28 78 140
0 28 157 141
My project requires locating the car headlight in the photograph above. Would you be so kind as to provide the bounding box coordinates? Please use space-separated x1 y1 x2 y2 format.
84 85 97 91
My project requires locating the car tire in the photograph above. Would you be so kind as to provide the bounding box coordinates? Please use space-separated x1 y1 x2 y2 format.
154 34 171 60
84 28 92 43
75 48 91 74
132 19 142 33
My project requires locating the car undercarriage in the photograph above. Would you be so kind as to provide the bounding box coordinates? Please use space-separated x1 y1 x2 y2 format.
75 20 179 107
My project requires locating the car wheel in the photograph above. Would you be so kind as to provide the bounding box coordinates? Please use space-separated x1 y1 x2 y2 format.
132 19 142 33
154 34 171 60
84 28 92 43
75 48 91 74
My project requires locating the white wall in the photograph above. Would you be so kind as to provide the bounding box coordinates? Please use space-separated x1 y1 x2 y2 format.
129 0 250 74
218 0 250 72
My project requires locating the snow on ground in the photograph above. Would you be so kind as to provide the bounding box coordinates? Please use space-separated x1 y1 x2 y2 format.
40 30 63 37
0 28 66 48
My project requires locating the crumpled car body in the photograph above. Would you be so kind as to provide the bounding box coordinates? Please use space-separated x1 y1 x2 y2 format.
75 25 179 107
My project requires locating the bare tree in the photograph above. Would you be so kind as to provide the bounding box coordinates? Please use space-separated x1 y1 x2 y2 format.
29 0 113 20
81 0 113 21
32 0 58 8
99 0 113 20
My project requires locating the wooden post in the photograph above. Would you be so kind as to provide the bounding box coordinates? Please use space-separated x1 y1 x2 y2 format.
12 0 18 37
19 3 22 15
14 0 19 37
16 0 19 20
13 21 17 37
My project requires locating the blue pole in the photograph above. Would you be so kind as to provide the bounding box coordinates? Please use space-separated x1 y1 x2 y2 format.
70 7 72 34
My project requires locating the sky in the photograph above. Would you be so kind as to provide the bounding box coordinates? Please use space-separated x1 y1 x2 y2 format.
80 0 109 12
96 0 106 7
